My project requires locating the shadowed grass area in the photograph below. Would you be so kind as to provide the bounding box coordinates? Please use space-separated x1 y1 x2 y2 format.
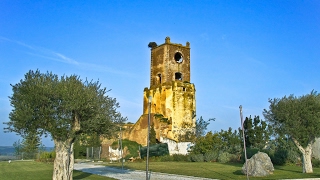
104 161 320 180
0 161 115 180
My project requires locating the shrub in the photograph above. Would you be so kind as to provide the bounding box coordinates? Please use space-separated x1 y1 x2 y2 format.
241 148 259 163
312 158 320 167
270 149 287 165
217 152 231 163
228 154 239 163
189 154 204 162
172 154 189 162
158 155 174 162
286 149 300 164
204 151 218 162
112 139 142 159
38 151 56 162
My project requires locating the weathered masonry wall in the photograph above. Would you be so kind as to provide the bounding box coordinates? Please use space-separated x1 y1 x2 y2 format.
143 81 195 140
150 37 191 87
124 37 196 145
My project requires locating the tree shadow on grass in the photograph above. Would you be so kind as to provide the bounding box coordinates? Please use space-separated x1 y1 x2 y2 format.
200 166 238 179
73 170 91 179
276 167 301 173
74 165 132 179
233 170 243 175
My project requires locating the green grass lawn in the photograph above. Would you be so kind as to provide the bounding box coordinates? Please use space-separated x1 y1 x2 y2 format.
2 160 320 180
0 160 115 180
104 161 320 180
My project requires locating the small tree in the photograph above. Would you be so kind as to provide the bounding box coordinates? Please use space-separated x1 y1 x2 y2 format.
13 139 22 156
195 116 214 139
263 90 320 173
190 131 222 155
20 132 42 159
218 127 242 155
4 70 126 180
243 115 272 149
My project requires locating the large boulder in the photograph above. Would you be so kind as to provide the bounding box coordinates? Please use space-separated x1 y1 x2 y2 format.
242 152 274 177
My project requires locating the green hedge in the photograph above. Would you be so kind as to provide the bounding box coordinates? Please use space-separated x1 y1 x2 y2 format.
140 143 169 159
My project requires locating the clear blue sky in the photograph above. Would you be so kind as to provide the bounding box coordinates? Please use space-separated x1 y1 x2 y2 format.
1 1 319 147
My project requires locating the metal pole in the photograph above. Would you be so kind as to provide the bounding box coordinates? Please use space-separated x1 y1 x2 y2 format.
120 127 123 171
240 105 249 180
146 96 152 180
118 138 120 163
92 147 93 160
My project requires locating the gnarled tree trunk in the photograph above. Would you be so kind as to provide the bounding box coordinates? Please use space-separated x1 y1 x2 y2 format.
292 137 313 173
52 112 80 179
53 139 75 180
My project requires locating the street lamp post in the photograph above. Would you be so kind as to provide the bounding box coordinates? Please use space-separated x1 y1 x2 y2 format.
146 96 152 180
240 105 249 180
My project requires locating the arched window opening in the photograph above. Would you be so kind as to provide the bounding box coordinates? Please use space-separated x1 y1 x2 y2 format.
174 52 183 63
175 72 182 81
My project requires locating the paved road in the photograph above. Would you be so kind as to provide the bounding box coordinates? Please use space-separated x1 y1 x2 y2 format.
74 163 216 180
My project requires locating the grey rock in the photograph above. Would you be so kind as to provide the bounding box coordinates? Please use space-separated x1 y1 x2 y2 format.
312 138 320 160
242 152 274 177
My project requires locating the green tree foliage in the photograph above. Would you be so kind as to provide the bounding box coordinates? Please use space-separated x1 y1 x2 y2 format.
243 115 272 149
195 116 214 139
20 132 43 159
149 124 157 145
190 131 222 155
78 132 102 147
73 138 87 159
13 133 45 159
218 127 242 155
4 70 126 179
111 139 142 159
190 127 242 162
263 90 320 173
73 132 102 159
13 139 22 156
140 143 169 159
266 134 301 165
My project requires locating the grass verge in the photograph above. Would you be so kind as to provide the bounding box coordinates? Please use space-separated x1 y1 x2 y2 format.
0 160 115 180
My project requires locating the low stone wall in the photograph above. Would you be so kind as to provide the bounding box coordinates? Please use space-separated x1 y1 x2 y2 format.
108 146 123 161
160 137 193 155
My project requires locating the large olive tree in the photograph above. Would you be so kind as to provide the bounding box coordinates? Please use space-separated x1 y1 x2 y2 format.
263 91 320 173
4 70 126 179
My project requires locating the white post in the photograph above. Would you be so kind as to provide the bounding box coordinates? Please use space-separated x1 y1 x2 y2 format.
240 105 249 180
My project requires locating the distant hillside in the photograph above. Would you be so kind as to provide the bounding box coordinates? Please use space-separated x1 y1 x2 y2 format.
0 146 15 155
0 146 54 155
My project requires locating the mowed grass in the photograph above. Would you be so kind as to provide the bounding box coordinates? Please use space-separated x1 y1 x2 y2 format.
105 161 320 180
2 160 320 180
0 160 115 180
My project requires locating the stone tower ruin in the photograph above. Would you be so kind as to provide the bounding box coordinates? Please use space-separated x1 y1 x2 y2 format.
124 37 196 145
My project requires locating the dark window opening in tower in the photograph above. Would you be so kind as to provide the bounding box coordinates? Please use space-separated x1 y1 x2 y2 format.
174 52 183 63
175 72 182 81
157 74 162 84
